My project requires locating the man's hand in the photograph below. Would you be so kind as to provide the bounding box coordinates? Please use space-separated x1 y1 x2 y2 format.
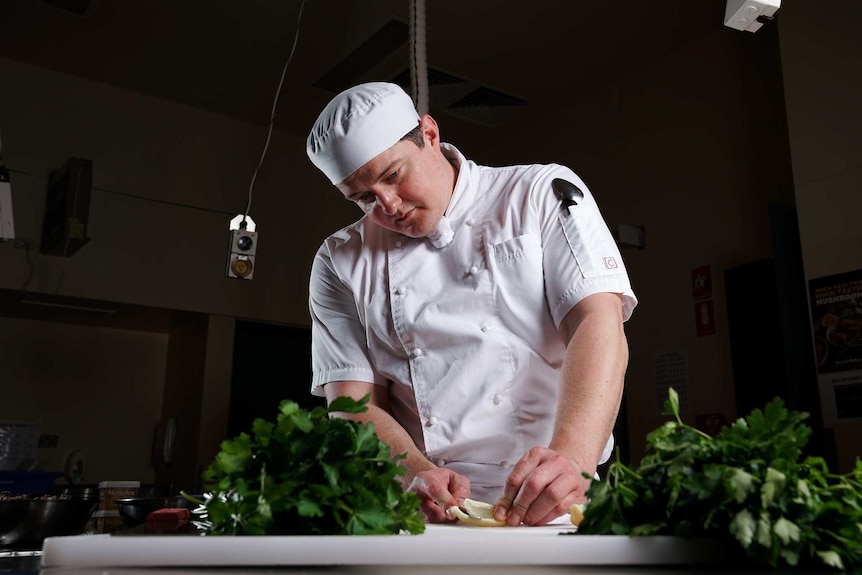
406 468 472 523
492 292 627 526
493 446 591 526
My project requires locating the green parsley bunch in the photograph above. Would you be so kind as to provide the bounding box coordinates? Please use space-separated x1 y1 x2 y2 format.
578 388 862 571
192 395 425 536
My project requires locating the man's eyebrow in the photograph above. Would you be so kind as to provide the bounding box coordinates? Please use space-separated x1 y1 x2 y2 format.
373 159 399 182
345 160 400 201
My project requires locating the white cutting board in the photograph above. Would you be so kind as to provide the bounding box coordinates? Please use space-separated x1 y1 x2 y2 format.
40 525 726 568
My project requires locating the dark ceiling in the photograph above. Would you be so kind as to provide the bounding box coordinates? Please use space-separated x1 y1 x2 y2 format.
0 0 727 140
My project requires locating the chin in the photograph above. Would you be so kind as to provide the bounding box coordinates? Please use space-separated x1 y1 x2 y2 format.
409 223 436 238
396 220 431 239
400 229 425 239
377 214 433 238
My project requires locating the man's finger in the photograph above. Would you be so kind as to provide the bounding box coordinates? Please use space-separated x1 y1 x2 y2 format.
449 471 472 502
494 450 544 522
493 494 513 522
522 476 578 525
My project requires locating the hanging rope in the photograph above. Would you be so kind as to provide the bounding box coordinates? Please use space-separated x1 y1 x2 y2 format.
409 0 429 115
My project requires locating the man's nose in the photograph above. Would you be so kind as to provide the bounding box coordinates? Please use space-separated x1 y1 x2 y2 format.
377 190 401 215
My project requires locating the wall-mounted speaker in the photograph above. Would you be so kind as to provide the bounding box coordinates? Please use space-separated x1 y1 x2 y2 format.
40 157 92 257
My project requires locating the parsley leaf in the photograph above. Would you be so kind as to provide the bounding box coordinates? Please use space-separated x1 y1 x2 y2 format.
577 389 862 571
191 395 425 536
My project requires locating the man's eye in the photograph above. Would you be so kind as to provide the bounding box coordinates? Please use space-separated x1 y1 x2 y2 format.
384 170 399 182
355 193 376 212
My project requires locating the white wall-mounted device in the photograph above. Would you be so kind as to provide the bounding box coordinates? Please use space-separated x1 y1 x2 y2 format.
227 214 257 280
0 169 13 241
725 0 780 33
0 132 15 241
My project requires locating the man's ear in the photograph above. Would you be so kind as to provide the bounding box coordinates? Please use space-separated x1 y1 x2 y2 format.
419 114 441 146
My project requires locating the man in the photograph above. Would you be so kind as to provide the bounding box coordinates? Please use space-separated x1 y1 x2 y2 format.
306 82 637 526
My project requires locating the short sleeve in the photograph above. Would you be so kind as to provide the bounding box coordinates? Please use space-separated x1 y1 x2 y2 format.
534 166 638 326
308 241 385 396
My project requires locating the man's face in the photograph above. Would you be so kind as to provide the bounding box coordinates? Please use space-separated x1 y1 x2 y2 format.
336 115 454 238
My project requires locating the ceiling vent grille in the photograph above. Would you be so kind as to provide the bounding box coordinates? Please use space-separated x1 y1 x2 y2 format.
449 86 528 110
392 67 467 89
390 68 527 127
313 19 409 93
444 86 529 128
313 18 528 128
39 0 97 17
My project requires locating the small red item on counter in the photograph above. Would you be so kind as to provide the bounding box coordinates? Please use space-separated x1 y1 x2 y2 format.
146 507 190 531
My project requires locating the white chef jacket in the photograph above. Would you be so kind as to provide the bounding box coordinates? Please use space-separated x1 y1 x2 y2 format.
309 143 637 503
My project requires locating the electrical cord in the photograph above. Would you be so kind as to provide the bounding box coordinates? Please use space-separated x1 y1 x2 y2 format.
243 0 307 223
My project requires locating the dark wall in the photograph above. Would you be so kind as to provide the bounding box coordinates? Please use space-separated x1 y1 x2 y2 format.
724 207 836 467
227 320 324 438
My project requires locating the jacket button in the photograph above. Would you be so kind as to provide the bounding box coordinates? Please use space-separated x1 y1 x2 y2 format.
493 394 503 405
427 416 438 427
436 459 446 466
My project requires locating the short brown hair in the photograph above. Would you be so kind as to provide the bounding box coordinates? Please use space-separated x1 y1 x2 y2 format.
399 125 425 148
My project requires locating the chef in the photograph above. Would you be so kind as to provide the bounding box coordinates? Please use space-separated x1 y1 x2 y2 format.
305 82 637 526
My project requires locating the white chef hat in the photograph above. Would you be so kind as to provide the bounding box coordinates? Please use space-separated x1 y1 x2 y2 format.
306 82 420 184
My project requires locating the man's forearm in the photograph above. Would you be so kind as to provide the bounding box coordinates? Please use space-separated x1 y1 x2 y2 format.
551 294 629 474
324 381 436 487
349 404 437 485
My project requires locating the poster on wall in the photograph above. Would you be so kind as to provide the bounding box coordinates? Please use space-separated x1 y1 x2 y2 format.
809 269 862 425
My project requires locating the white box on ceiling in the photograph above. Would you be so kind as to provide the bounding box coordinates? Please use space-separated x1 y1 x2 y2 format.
724 0 780 32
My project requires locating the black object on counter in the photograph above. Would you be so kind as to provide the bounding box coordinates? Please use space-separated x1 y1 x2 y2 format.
0 497 97 550
115 496 200 528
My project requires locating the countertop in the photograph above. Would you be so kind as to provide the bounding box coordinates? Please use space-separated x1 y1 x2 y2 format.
0 524 832 575
0 556 832 575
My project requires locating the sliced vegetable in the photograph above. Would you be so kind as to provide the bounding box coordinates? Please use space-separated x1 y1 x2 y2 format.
448 498 507 527
569 503 585 526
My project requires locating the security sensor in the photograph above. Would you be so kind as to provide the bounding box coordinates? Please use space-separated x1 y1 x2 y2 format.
228 230 256 279
724 0 780 32
227 214 257 280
